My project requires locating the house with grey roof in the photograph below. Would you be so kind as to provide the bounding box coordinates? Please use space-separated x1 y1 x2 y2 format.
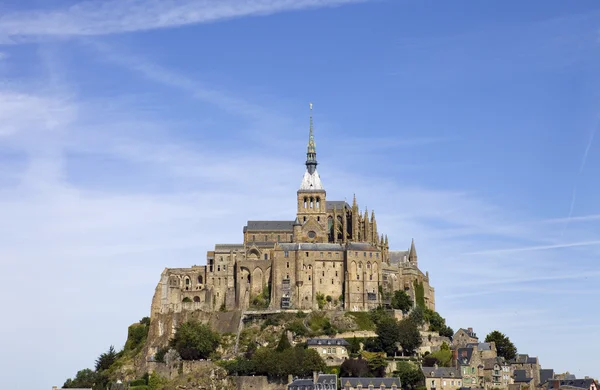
340 377 401 390
545 379 599 390
482 357 512 389
453 328 479 348
539 369 555 387
422 366 462 390
306 338 350 366
510 354 541 387
288 373 338 390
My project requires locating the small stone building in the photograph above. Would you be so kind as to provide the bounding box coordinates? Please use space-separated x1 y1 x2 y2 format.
422 366 463 390
288 373 338 390
307 338 350 366
453 328 479 348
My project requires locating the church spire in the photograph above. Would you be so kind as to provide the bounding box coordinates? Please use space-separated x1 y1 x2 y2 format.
306 102 317 175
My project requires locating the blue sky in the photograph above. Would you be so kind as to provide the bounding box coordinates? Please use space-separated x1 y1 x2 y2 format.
0 0 599 388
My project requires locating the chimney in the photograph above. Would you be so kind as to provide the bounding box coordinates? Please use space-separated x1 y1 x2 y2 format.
467 327 473 333
452 349 458 367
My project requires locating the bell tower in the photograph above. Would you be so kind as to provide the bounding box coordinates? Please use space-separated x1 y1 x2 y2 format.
296 103 327 243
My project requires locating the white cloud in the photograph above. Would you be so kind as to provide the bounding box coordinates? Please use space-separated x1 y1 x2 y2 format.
0 0 368 42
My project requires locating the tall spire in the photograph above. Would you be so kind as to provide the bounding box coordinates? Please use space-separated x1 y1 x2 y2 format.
306 102 317 175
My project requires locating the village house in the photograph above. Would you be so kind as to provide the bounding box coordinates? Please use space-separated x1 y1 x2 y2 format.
482 357 513 389
510 354 541 387
422 366 463 390
340 377 401 390
545 379 599 390
306 338 350 366
453 328 479 348
288 372 338 390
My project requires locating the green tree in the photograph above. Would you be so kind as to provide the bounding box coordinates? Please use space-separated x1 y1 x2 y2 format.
169 320 220 360
366 353 388 377
397 318 422 356
408 306 424 326
340 357 370 377
124 322 150 351
348 336 361 354
485 330 517 361
275 331 292 352
423 349 452 367
148 371 168 390
391 290 414 313
394 362 424 390
95 345 117 371
63 369 97 388
375 316 401 356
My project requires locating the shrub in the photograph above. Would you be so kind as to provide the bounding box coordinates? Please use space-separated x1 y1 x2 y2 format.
169 321 220 360
182 297 192 303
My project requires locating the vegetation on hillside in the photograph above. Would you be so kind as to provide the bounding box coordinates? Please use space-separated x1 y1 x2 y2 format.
169 320 221 360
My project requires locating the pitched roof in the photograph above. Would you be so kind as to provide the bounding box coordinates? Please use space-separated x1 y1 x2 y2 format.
422 367 462 378
540 369 555 385
300 170 324 190
307 338 350 346
279 243 344 251
483 357 508 370
548 379 597 389
244 221 295 232
326 200 350 210
214 244 244 251
315 374 338 386
456 328 478 339
514 370 533 383
388 250 409 265
347 242 378 251
466 342 493 351
340 377 401 388
457 348 474 365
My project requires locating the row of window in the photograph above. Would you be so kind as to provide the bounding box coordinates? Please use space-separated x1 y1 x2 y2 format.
252 234 292 242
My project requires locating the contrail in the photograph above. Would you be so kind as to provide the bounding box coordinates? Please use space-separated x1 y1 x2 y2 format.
561 122 598 236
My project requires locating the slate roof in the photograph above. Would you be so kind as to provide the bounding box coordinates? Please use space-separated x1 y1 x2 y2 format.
512 354 538 364
457 348 474 365
214 244 244 251
466 342 493 351
326 200 350 210
540 369 555 385
422 367 462 378
547 379 597 389
514 370 533 383
279 243 344 251
288 374 338 390
347 242 378 251
457 328 478 339
307 338 350 347
388 250 409 265
340 377 401 388
288 378 315 390
483 357 508 370
316 374 338 387
244 220 295 232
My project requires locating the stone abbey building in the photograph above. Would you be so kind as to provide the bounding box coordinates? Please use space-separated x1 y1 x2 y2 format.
154 107 435 314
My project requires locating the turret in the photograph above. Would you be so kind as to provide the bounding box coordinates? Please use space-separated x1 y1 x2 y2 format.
363 208 370 243
409 238 418 267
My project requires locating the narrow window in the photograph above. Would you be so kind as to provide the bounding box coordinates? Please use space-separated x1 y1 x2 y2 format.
217 265 220 271
252 235 256 241
364 252 366 257
370 275 373 280
322 271 325 277
320 279 322 284
264 254 268 260
369 252 372 258
277 235 280 241
284 251 289 258
357 275 360 280
336 271 338 277
287 262 290 268
317 216 320 221
306 252 309 257
308 275 311 281
331 279 334 285
303 216 306 222
320 252 324 257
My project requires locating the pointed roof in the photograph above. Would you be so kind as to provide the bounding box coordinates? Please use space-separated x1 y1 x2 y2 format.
409 238 417 260
300 103 323 190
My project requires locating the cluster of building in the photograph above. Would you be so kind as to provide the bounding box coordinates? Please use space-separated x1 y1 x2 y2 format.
422 327 597 390
295 327 597 390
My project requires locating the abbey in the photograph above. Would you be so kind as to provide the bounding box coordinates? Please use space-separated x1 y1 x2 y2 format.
155 107 435 313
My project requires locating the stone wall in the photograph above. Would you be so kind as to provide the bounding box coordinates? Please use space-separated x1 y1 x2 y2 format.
234 376 288 390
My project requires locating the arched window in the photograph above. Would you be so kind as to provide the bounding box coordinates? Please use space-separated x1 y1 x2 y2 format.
304 197 308 208
193 296 200 302
197 275 203 284
316 197 320 209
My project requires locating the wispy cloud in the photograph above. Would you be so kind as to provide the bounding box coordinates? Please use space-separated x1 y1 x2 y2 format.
463 240 600 255
0 0 368 43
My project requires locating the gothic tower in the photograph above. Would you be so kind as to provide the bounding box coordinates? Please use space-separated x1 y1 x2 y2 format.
295 103 328 243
